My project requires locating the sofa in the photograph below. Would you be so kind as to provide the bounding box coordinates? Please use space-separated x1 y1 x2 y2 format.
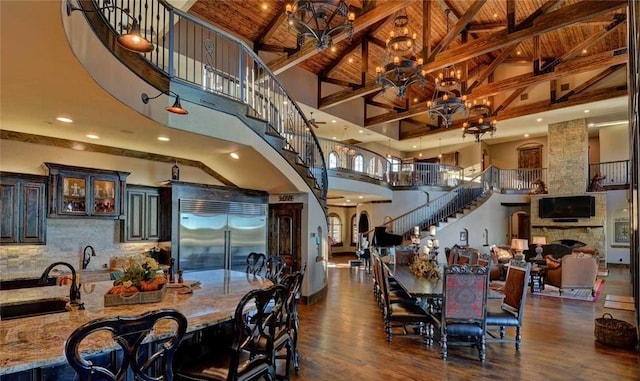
446 244 480 266
544 253 599 296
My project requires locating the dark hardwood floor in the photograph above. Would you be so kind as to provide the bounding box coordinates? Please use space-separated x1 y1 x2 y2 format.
292 255 639 380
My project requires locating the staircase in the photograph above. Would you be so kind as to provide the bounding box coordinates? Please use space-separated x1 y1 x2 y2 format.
75 0 328 212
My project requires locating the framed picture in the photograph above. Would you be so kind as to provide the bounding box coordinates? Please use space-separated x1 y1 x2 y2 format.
614 221 630 244
459 231 467 242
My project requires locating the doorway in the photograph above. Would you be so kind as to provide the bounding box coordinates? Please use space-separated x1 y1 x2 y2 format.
510 211 531 243
268 203 302 272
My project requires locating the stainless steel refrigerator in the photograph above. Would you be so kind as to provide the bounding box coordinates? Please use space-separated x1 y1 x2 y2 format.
178 199 267 272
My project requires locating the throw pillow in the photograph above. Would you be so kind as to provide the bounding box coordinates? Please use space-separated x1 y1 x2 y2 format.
496 248 513 262
545 256 561 269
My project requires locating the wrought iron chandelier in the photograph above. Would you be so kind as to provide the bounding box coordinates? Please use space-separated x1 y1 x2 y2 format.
375 11 425 99
286 0 355 50
462 99 497 142
426 9 467 127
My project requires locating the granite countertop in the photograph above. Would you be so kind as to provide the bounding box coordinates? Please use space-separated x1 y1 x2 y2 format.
0 270 272 376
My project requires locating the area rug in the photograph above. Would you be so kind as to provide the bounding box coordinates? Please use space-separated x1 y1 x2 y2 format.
531 278 604 302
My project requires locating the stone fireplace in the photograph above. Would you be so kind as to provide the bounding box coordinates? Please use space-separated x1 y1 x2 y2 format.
530 118 607 263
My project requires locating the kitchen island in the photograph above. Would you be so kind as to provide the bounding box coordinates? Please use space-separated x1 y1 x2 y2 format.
0 270 272 378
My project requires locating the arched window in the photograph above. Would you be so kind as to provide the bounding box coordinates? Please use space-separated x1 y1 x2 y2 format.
351 214 358 245
328 213 343 244
353 154 364 172
328 151 340 169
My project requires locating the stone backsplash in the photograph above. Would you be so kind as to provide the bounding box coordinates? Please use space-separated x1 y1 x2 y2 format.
0 219 158 280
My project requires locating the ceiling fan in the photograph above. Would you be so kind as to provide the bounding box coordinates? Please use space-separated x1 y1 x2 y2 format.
308 112 326 129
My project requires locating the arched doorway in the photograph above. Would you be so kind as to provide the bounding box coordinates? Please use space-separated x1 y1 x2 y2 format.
510 211 531 243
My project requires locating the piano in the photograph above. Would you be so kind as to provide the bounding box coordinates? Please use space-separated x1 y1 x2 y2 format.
372 226 402 247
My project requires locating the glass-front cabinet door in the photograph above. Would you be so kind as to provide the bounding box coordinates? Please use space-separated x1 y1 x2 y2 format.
93 179 116 215
62 176 87 214
46 163 129 218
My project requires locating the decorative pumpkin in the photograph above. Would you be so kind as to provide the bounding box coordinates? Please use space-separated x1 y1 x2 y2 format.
108 285 139 294
139 279 160 292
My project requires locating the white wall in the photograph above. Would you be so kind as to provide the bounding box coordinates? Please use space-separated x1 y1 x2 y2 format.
606 189 630 264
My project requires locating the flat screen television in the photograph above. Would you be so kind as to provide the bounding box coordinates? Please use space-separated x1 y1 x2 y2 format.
538 196 595 219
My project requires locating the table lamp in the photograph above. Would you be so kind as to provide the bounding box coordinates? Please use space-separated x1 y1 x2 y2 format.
532 236 547 260
511 238 528 261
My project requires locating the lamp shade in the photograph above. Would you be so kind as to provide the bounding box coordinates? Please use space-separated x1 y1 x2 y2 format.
532 236 547 246
511 238 528 251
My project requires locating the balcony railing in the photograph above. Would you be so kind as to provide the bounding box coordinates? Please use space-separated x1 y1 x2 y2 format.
79 0 328 205
589 160 630 188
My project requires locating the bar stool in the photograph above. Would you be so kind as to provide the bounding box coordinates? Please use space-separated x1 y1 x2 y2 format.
65 309 188 381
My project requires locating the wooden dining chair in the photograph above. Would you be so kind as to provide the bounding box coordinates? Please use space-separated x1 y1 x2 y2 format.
380 264 432 343
65 309 188 381
266 255 286 283
246 252 267 276
485 259 531 350
439 265 489 362
176 285 286 381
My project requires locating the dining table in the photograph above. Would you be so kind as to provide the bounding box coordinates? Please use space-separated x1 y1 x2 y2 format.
384 262 504 301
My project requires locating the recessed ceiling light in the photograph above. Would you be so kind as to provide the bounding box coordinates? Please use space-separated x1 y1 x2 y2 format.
331 120 336 123
524 134 530 138
536 118 543 122
582 48 587 54
516 50 521 56
86 134 100 139
346 199 351 203
56 117 73 123
332 136 337 140
230 152 240 159
588 123 595 127
584 109 590 113
358 196 363 199
157 136 170 142
330 46 336 52
412 145 417 148
358 129 363 134
261 3 267 10
348 57 353 63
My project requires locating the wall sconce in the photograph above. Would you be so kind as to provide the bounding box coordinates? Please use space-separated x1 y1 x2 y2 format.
66 0 154 53
141 91 189 115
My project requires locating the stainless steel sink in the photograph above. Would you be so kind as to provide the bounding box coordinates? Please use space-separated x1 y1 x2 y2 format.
0 298 69 320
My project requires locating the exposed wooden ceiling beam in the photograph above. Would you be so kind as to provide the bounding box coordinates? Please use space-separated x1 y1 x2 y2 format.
254 3 288 52
428 0 487 61
268 0 413 75
555 64 626 102
364 48 628 127
319 0 626 110
399 86 628 140
421 0 625 72
495 87 528 114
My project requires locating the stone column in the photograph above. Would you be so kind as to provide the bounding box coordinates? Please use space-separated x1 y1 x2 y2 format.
547 118 589 194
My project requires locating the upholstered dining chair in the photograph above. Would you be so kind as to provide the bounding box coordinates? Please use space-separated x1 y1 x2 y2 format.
65 308 188 381
246 252 267 276
486 259 531 350
439 265 489 362
176 285 286 381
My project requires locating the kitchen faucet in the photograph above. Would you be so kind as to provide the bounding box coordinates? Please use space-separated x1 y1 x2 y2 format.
40 262 83 309
82 245 95 270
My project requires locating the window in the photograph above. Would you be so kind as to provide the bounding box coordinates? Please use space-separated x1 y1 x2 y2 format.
328 213 342 244
388 156 401 173
328 151 339 169
353 154 364 172
351 214 358 245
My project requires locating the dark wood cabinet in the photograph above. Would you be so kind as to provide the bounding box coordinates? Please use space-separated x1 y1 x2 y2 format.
0 173 47 245
121 185 160 242
45 163 129 219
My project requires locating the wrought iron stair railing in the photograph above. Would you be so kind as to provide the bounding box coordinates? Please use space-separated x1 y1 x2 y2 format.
73 0 328 210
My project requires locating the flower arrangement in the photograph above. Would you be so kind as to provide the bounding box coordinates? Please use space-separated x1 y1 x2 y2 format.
108 253 166 294
409 255 441 279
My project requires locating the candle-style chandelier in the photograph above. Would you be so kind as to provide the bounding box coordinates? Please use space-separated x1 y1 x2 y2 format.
285 0 355 50
426 9 467 127
462 99 497 142
375 10 425 99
